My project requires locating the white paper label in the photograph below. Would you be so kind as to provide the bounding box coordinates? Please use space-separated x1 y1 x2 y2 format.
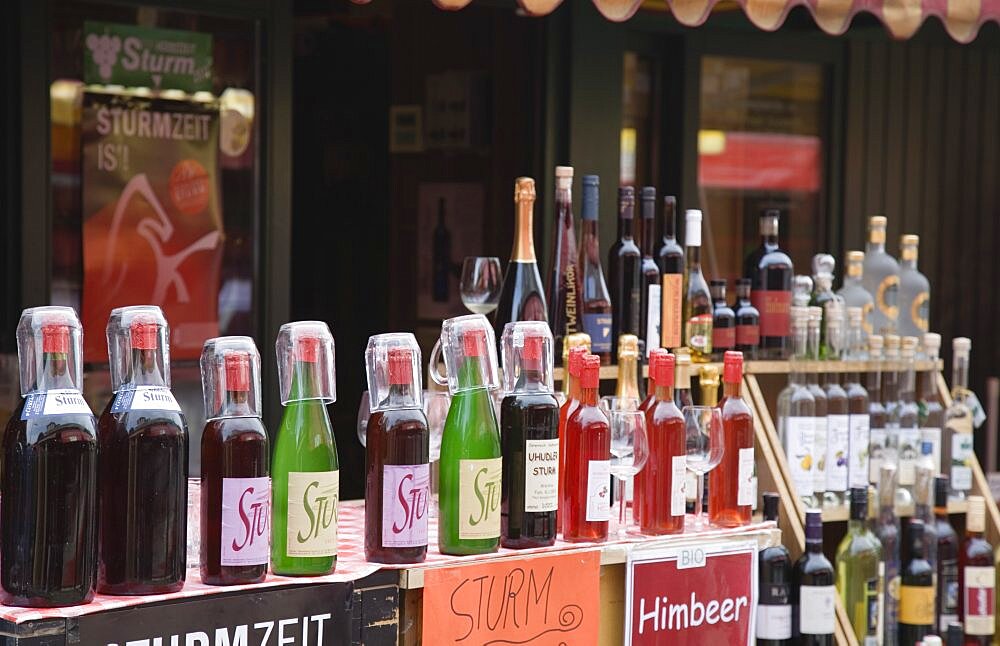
898 427 921 485
799 584 837 635
645 284 661 356
585 460 611 522
849 413 871 488
951 432 974 491
523 438 559 512
784 416 815 497
813 416 828 493
671 455 687 517
117 386 182 412
869 427 887 484
21 389 93 420
920 426 941 475
286 470 339 557
820 414 846 492
757 604 793 640
738 446 755 506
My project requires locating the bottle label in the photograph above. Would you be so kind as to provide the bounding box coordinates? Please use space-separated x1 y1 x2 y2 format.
756 604 792 640
582 313 613 354
938 558 959 631
784 416 815 497
684 313 713 355
738 447 755 507
671 455 687 516
911 292 930 332
585 459 612 522
875 275 900 321
869 427 887 485
524 439 559 513
920 426 941 475
459 458 502 540
661 274 683 349
964 566 996 635
825 414 850 492
751 289 791 338
897 427 921 486
898 584 935 625
848 413 870 488
711 325 736 352
286 470 339 557
949 431 973 491
20 388 93 419
111 386 181 414
221 476 271 566
799 585 836 634
382 464 430 548
645 284 661 356
813 416 828 493
564 264 579 335
736 324 760 347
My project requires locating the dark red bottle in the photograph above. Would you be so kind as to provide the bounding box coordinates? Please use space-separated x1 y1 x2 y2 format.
563 354 611 542
200 338 270 585
637 353 686 535
2 308 97 607
97 307 188 595
364 336 430 564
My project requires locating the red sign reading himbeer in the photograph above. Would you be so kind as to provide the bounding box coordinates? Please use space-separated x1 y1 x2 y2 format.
625 539 758 645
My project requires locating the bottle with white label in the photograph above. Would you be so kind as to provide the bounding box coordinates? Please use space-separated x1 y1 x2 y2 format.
959 496 995 643
943 338 974 501
98 305 188 595
200 336 270 584
883 335 915 511
866 335 888 485
499 322 559 549
836 487 884 644
563 354 611 542
919 332 944 474
806 307 830 505
1 307 97 607
844 308 871 492
899 519 935 644
272 321 340 575
793 509 836 644
757 493 793 645
777 307 817 508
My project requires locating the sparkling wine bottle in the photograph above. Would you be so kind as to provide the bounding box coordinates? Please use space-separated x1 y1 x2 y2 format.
793 509 836 645
547 166 581 357
710 351 754 527
578 176 613 364
637 352 685 534
608 187 643 350
200 337 270 585
683 209 713 362
657 196 685 351
563 355 611 542
495 177 548 337
757 493 793 645
2 307 97 607
836 487 884 643
746 209 793 359
615 334 641 407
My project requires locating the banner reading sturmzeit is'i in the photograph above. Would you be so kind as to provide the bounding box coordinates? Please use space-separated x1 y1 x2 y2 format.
81 90 224 363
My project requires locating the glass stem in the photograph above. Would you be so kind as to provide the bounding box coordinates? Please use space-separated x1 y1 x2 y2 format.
695 472 704 526
618 478 627 536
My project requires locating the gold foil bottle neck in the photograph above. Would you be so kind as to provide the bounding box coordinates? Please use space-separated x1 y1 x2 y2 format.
514 177 536 202
617 334 639 359
512 177 537 262
699 364 720 405
868 215 887 244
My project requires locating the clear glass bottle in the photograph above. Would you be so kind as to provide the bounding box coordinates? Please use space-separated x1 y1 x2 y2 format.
845 308 871 492
942 338 974 501
875 464 901 646
810 254 837 359
866 335 887 486
896 337 923 508
838 250 874 338
882 335 914 510
824 356 850 508
862 216 900 337
778 307 816 508
615 334 641 408
897 235 930 338
836 487 884 644
919 333 944 476
806 307 829 504
683 209 713 362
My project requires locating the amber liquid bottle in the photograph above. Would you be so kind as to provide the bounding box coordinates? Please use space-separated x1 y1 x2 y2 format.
709 351 754 527
563 355 611 542
637 353 685 535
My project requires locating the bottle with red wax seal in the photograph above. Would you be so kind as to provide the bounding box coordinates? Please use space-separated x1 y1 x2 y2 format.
709 351 755 527
97 306 188 595
557 337 590 534
637 352 686 535
364 333 430 564
271 321 340 575
563 354 612 542
500 322 559 548
2 307 97 607
199 337 270 585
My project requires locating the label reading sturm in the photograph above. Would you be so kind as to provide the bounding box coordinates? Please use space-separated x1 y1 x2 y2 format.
21 388 93 420
826 414 850 493
382 464 430 548
221 477 270 566
784 416 815 497
459 458 502 540
849 414 870 488
110 386 181 414
670 455 687 516
737 447 755 507
524 439 559 513
661 274 683 349
799 585 836 634
585 460 611 522
582 313 613 354
964 566 996 635
950 430 973 491
286 471 339 557
645 284 661 356
869 427 887 484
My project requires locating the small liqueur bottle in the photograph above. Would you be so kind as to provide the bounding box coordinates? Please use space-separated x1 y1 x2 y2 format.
364 333 430 564
862 216 901 337
558 337 590 535
867 335 888 485
500 322 559 549
793 510 836 645
709 351 754 527
634 349 667 525
897 337 923 510
778 307 817 508
824 362 850 508
98 306 188 595
577 176 613 364
899 519 935 645
639 186 661 356
682 209 713 362
875 464 902 646
897 234 930 338
959 496 995 644
637 353 685 535
942 338 974 501
806 307 830 506
710 279 736 361
919 333 944 475
2 307 97 607
563 355 611 542
200 337 270 584
608 187 642 349
745 209 793 359
272 321 339 575
733 278 760 359
495 177 548 336
546 166 581 358
657 196 685 351
838 250 875 337
933 476 960 633
615 334 641 407
757 493 793 646
844 309 871 493
836 487 884 644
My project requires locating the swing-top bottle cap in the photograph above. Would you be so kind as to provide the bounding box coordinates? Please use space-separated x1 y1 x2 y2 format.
16 306 85 396
366 332 423 412
428 314 499 395
723 351 743 384
502 321 554 395
555 166 573 190
106 305 171 392
276 321 336 405
200 336 262 420
953 337 971 356
580 354 601 389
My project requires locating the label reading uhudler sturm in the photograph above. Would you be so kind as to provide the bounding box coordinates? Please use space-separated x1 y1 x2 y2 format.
524 439 559 513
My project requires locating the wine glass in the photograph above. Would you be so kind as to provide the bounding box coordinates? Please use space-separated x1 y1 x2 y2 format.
356 390 371 447
460 257 502 314
423 390 451 518
609 409 649 538
683 405 725 530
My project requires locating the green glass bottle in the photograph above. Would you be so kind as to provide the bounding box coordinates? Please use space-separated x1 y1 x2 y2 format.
836 487 884 644
271 322 340 575
433 315 502 556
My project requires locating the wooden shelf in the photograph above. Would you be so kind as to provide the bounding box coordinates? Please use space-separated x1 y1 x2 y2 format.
821 498 969 522
552 359 943 381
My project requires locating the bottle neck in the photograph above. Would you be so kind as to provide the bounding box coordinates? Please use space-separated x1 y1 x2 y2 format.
921 364 939 401
580 385 598 407
289 359 320 400
736 286 751 304
687 245 702 272
617 355 639 400
582 219 599 239
900 361 916 403
848 517 866 534
221 389 255 417
384 381 418 408
458 356 489 391
132 348 167 387
866 362 882 396
806 536 823 554
662 209 677 242
38 352 76 391
867 238 885 255
618 214 634 241
512 199 537 262
655 382 674 401
901 257 917 270
641 216 656 257
952 354 969 393
761 232 779 251
723 380 740 399
556 187 572 227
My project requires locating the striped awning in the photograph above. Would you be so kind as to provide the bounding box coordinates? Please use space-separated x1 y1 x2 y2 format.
409 0 999 43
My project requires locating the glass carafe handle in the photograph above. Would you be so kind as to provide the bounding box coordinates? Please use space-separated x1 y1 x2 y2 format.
428 338 447 387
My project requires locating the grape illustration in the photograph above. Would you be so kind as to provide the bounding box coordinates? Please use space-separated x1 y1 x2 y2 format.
85 34 122 81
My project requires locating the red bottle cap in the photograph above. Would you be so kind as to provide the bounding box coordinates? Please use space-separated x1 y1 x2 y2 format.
723 351 744 384
647 348 668 385
295 336 321 363
522 334 544 370
224 351 251 392
462 329 487 357
656 353 676 388
387 348 413 385
568 346 588 377
41 324 70 354
130 321 159 350
580 354 601 389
